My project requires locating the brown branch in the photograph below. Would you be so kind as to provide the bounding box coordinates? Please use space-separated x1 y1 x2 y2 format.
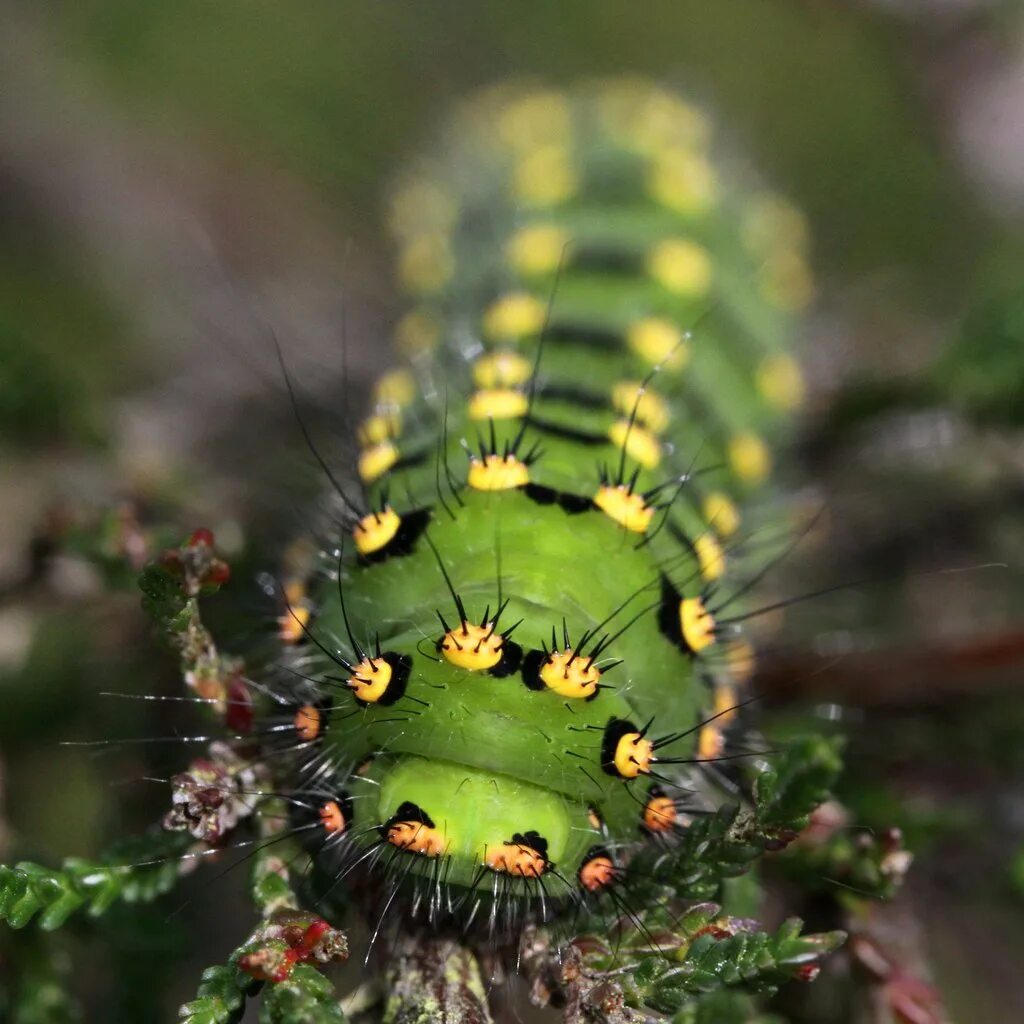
383 932 493 1024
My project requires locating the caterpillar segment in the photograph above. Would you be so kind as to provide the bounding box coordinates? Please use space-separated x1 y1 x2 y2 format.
286 80 809 925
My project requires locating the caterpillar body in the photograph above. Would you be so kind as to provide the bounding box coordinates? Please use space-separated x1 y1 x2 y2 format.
278 80 812 933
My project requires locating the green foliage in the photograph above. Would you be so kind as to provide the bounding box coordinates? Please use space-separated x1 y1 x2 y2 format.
138 562 190 630
621 917 844 1014
628 736 844 904
178 963 253 1024
259 964 346 1024
0 829 190 930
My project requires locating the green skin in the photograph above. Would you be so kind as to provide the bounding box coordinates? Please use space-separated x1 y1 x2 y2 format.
301 90 801 908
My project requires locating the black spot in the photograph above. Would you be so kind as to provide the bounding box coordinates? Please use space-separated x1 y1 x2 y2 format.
490 640 523 678
358 508 432 564
522 483 593 515
538 383 611 411
546 322 622 351
388 801 435 828
509 830 549 859
657 574 687 654
524 415 608 445
520 649 547 691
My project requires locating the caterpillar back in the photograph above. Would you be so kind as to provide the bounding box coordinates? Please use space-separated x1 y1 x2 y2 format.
275 79 813 934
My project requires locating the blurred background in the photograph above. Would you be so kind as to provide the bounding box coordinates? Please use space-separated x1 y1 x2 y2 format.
2 1 1024 1020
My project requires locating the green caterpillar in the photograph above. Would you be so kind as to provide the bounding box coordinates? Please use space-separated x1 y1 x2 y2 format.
275 79 813 932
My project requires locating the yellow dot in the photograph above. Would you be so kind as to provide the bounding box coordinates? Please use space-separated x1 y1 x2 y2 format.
539 649 601 700
626 317 689 368
594 484 654 533
468 388 528 421
512 145 577 207
726 639 756 684
358 411 401 446
613 732 653 779
647 148 717 216
697 724 725 760
353 507 402 556
497 91 571 151
467 453 529 491
608 419 661 469
347 656 394 704
757 252 815 312
742 194 809 257
482 292 546 341
694 533 726 582
395 309 441 356
373 369 417 409
473 350 532 389
359 441 398 483
597 79 709 153
389 178 456 239
702 491 740 539
610 381 670 433
729 432 771 486
506 223 570 276
757 353 805 411
646 238 713 297
440 621 504 670
679 596 716 654
398 234 453 294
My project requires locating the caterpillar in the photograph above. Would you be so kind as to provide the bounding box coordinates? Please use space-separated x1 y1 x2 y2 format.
274 80 811 931
2 78 861 1023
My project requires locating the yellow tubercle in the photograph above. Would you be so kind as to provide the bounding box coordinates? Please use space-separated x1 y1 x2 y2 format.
347 656 394 704
506 223 570 276
694 533 726 582
482 292 546 341
578 851 616 892
485 841 547 878
468 388 528 421
395 309 441 356
440 621 504 671
647 148 718 216
680 596 716 654
389 178 456 239
702 491 740 539
594 484 654 533
473 350 532 389
512 145 577 207
729 432 772 486
467 453 529 491
497 90 571 151
539 649 601 699
358 441 398 483
726 639 757 684
398 234 454 294
353 507 402 556
373 369 417 409
627 317 689 369
280 580 311 644
756 353 805 411
613 732 653 779
757 251 815 312
610 381 670 433
358 411 401 446
608 419 661 469
646 238 713 297
386 819 447 857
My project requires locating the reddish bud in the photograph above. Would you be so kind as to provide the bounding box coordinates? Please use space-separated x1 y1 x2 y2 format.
205 560 231 586
225 677 254 734
795 964 821 983
189 528 215 548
